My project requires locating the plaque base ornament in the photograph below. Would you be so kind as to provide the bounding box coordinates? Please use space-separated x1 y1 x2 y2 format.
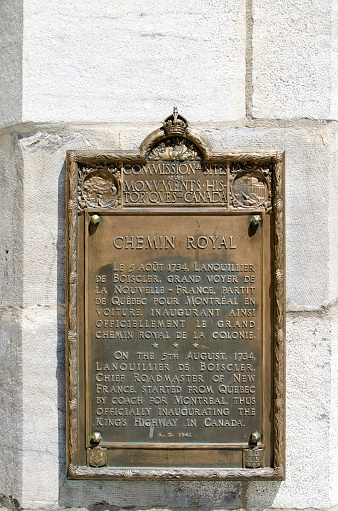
244 448 265 469
87 447 107 468
66 109 285 480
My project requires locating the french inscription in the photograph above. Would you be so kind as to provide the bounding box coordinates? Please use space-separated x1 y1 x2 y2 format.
123 163 228 206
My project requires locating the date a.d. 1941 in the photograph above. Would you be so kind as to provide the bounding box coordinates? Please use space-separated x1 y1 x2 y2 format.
66 108 285 480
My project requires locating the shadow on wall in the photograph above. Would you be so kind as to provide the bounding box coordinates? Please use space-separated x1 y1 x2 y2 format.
55 157 281 510
57 159 67 487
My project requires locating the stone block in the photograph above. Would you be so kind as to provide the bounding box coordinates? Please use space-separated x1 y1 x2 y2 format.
0 0 23 127
328 131 338 303
329 303 338 504
19 132 91 308
60 480 243 509
331 0 338 120
0 307 22 499
0 132 23 307
18 0 246 124
202 124 337 310
0 132 24 498
252 0 336 119
21 305 60 508
246 314 333 509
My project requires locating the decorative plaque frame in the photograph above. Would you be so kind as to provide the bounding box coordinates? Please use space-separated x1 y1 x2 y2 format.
66 110 285 479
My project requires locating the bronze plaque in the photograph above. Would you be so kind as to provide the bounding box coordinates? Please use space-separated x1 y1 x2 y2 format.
66 110 285 479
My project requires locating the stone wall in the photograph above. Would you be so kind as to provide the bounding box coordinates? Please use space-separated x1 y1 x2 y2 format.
0 1 337 510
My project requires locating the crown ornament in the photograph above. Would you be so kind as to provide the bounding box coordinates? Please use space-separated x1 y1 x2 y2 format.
163 107 188 136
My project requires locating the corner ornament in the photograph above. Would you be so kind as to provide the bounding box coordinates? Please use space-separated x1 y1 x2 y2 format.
88 447 107 468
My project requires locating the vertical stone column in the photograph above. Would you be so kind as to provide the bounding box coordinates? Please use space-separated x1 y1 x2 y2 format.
0 132 23 501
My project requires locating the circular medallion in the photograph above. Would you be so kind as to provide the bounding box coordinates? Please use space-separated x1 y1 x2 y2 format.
82 170 118 208
232 172 269 207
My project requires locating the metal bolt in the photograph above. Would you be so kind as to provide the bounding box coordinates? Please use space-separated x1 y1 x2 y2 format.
90 214 101 225
90 432 102 444
249 431 261 445
251 215 261 226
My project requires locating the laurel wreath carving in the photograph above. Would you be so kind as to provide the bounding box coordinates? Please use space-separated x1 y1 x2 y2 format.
78 164 122 210
67 155 79 473
148 137 202 161
272 154 285 474
229 163 272 211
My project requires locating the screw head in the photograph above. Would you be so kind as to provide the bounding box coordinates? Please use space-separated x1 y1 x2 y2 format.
249 431 261 445
251 215 261 226
90 214 101 225
90 432 102 444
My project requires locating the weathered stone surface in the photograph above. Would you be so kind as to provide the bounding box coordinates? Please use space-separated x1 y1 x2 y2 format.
0 132 90 507
252 0 336 120
247 313 334 509
18 133 91 308
0 0 23 127
331 1 338 120
18 123 336 312
21 305 60 509
328 131 338 305
60 480 242 510
0 132 23 499
202 125 337 310
18 0 246 123
329 303 338 505
0 309 22 500
0 493 21 511
0 133 23 308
